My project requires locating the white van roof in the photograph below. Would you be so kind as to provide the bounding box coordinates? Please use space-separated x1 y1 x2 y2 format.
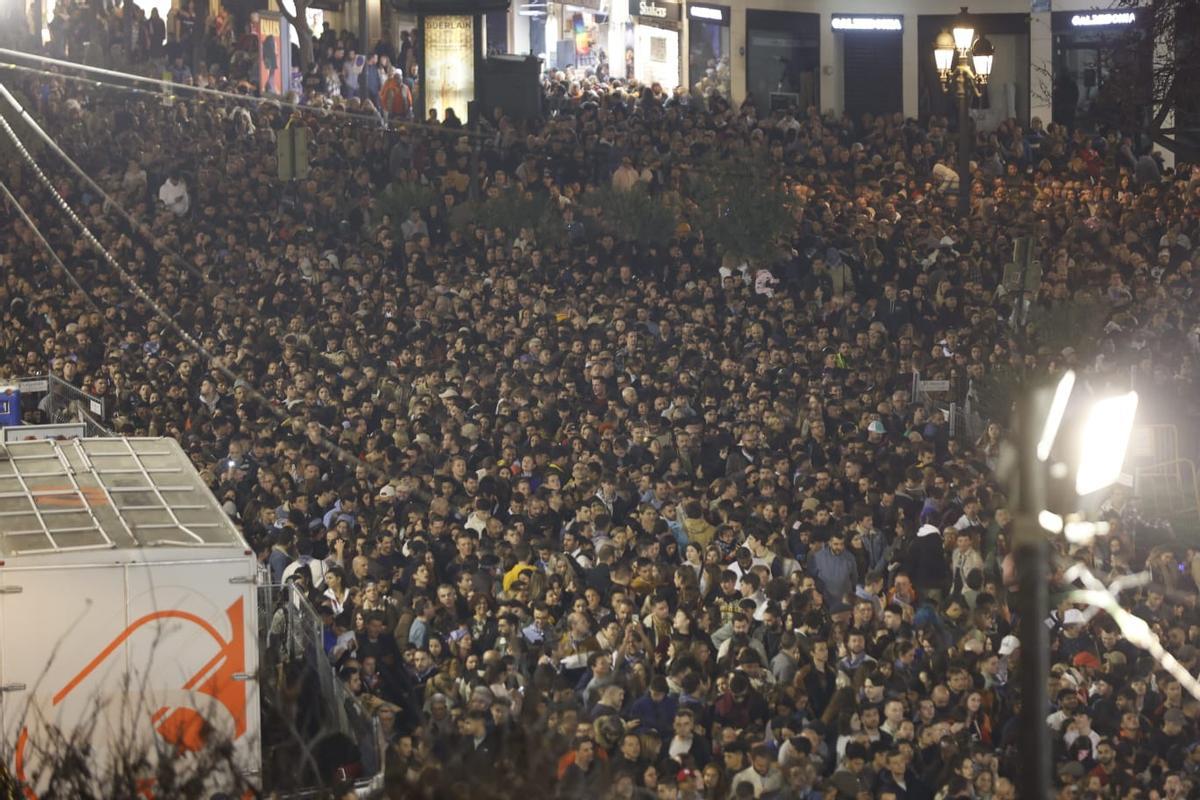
0 437 248 558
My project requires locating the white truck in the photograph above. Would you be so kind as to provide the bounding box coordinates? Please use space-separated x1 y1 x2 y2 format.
0 437 261 797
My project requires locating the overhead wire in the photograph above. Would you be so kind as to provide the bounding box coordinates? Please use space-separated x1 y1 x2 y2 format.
0 66 418 418
0 51 795 195
0 60 392 134
0 47 495 141
0 80 406 497
0 56 448 429
0 177 109 326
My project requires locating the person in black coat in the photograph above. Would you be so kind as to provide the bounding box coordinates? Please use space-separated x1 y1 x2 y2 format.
455 709 498 776
906 523 951 602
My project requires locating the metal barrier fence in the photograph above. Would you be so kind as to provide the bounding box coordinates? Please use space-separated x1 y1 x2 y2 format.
260 582 385 797
75 404 114 437
910 371 986 445
1128 424 1181 469
16 374 105 427
1133 458 1200 536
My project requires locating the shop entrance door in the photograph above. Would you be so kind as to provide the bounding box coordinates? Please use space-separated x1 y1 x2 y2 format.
843 31 902 121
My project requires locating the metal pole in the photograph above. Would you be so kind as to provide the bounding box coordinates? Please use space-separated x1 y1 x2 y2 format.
1014 388 1052 800
469 101 481 203
957 69 971 219
1014 235 1034 338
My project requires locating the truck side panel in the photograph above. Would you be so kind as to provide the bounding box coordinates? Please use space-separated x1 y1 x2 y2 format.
1 559 260 794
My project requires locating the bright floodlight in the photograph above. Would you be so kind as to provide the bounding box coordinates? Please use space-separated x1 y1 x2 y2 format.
1037 370 1075 461
1038 510 1063 533
1075 391 1138 496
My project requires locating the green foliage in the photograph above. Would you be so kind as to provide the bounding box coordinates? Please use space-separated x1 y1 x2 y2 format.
974 297 1111 426
1025 296 1108 358
972 363 1022 428
376 181 437 232
687 153 796 267
580 185 677 248
450 191 568 249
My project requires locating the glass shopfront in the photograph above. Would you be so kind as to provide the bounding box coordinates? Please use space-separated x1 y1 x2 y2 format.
1051 9 1150 132
745 10 819 113
485 9 508 54
627 0 681 89
543 0 610 72
687 2 729 97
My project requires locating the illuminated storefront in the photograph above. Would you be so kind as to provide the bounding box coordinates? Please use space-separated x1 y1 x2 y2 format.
424 14 475 121
687 3 729 96
252 12 289 96
1051 9 1150 131
745 9 819 113
533 0 609 73
627 0 681 89
410 0 508 123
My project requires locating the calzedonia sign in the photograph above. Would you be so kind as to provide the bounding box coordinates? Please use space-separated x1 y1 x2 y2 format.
630 0 681 22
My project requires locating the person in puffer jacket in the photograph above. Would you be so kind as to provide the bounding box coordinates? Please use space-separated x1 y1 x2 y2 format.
907 522 952 604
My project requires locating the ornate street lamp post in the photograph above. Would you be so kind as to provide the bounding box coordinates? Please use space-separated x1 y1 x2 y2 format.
934 7 994 218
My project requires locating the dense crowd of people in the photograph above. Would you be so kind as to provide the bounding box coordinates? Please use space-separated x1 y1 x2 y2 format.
3 14 1200 800
3 0 422 119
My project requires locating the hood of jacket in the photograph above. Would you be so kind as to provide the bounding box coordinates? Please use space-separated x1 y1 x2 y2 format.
917 523 941 538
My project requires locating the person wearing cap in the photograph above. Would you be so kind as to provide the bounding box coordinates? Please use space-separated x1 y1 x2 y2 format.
992 635 1019 688
1053 607 1096 666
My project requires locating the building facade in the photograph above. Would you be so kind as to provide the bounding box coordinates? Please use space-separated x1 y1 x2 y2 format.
508 0 1161 149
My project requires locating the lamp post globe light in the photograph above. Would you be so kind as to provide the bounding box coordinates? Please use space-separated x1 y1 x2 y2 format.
934 7 994 218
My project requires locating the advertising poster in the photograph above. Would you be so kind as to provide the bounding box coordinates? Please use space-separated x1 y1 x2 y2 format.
424 15 475 123
252 12 288 95
573 13 591 57
625 23 636 79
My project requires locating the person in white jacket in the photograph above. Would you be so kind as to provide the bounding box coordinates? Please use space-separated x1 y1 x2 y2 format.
157 172 189 216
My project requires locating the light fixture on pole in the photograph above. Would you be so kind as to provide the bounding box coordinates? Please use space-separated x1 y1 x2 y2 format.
934 7 993 219
971 36 994 82
951 16 975 53
1004 370 1139 800
934 31 956 74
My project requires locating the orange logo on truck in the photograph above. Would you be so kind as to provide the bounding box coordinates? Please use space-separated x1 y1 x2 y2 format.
30 486 111 509
13 598 249 799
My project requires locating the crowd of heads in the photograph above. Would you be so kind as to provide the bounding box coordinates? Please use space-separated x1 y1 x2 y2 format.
13 2 422 119
3 19 1200 800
